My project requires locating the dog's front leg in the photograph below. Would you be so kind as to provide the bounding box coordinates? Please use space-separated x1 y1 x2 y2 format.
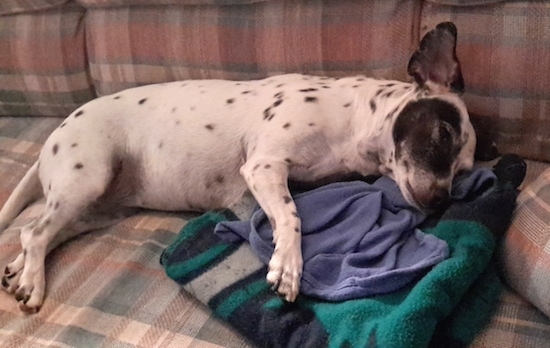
240 159 302 302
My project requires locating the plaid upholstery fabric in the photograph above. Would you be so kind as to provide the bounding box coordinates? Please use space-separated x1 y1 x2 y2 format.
79 0 270 8
421 1 550 162
0 4 96 117
470 285 550 348
500 168 550 318
85 0 422 95
0 0 70 16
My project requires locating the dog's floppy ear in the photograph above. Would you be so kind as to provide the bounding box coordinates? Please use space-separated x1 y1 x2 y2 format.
408 22 464 93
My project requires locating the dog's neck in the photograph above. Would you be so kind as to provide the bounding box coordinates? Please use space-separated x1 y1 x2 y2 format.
352 80 426 175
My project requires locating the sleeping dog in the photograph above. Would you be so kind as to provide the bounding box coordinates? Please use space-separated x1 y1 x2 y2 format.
0 22 475 312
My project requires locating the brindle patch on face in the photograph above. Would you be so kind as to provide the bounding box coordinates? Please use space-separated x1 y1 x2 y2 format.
393 98 462 177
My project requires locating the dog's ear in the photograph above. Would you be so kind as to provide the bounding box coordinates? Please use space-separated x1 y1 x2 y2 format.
407 22 464 93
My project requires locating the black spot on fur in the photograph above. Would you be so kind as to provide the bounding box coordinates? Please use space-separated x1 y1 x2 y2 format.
60 123 67 128
226 98 235 104
385 90 395 98
205 124 215 131
253 164 260 171
242 90 252 94
276 83 284 88
299 88 318 93
263 107 272 120
264 164 271 169
375 89 384 97
114 96 121 100
343 102 352 108
215 175 224 184
74 163 83 169
285 158 292 164
273 99 283 107
171 107 177 113
294 227 300 233
386 83 396 87
322 85 330 89
304 96 318 103
139 98 147 105
370 99 377 113
352 84 360 88
269 217 277 231
283 196 292 204
52 144 58 155
292 211 298 217
283 123 291 129
55 202 60 210
71 143 77 148
274 92 284 99
268 113 276 121
308 122 316 127
356 77 366 81
75 110 84 117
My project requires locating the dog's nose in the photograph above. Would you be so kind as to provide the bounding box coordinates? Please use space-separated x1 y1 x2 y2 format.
428 187 450 209
411 186 449 210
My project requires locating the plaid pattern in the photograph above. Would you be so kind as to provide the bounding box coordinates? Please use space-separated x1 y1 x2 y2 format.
0 117 548 347
0 0 69 16
85 0 421 95
80 0 270 8
421 1 550 162
500 168 550 319
0 4 96 117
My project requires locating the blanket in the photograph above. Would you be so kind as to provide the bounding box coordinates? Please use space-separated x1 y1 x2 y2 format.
214 169 495 301
161 168 519 347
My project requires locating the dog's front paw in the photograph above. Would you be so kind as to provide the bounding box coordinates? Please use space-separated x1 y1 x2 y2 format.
266 246 303 302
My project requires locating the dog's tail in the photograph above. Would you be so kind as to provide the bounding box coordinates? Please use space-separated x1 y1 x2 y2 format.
0 161 42 232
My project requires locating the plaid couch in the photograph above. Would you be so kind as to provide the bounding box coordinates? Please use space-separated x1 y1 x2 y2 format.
0 0 549 347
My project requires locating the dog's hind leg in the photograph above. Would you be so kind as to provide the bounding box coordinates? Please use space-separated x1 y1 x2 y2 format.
0 162 42 232
1 164 115 313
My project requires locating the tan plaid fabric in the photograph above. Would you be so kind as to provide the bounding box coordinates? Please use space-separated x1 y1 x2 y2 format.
501 168 550 319
0 4 96 117
0 0 70 16
85 0 421 95
79 0 270 7
421 1 550 162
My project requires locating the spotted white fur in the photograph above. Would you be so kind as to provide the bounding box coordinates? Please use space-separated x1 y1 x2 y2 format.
0 22 476 312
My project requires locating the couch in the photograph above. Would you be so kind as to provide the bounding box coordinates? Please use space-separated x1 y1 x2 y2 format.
0 0 549 347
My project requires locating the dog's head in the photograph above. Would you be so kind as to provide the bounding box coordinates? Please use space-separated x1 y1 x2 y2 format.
387 22 476 210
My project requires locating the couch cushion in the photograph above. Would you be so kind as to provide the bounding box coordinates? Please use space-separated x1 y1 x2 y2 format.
0 3 96 116
77 0 269 8
85 0 421 95
0 0 71 16
500 168 550 318
420 1 550 162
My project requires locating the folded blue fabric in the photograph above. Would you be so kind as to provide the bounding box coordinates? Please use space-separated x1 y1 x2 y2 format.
215 169 496 301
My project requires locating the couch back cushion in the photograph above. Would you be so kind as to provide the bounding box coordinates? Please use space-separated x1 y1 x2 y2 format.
0 0 71 16
0 3 96 116
85 0 421 94
421 1 550 162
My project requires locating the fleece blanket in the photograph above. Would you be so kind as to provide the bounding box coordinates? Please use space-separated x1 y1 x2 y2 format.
161 172 518 347
214 170 494 301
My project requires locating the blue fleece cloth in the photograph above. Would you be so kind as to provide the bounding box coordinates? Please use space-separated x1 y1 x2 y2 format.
215 169 496 301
